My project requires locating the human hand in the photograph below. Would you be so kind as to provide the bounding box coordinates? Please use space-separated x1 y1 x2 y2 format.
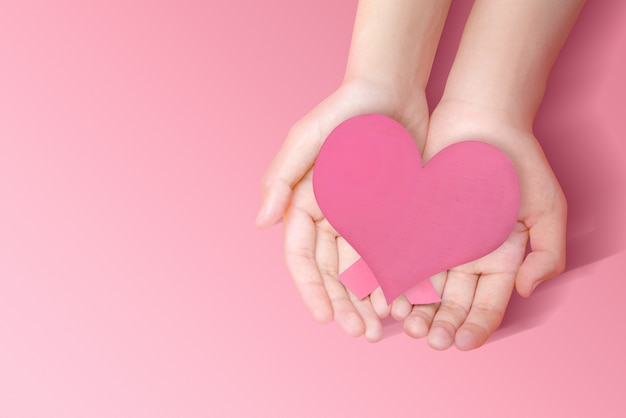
257 79 430 341
392 99 567 350
256 0 450 341
388 0 579 350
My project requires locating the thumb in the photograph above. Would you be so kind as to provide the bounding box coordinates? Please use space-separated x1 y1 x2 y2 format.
255 122 326 228
515 211 567 297
255 177 293 228
256 85 380 228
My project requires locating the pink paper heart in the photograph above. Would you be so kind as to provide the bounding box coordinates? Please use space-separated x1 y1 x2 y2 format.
313 114 520 303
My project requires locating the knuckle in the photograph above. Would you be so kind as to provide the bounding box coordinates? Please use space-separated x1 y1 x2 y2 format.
440 299 470 318
284 248 316 272
472 302 505 321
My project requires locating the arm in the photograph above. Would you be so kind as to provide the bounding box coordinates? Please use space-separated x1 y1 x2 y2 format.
441 0 585 130
344 0 451 91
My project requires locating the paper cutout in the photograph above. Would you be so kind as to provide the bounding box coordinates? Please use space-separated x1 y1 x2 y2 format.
313 114 520 303
341 258 441 304
338 258 380 300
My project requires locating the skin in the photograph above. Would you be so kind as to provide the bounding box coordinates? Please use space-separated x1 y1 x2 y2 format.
256 0 450 342
257 0 584 349
397 0 583 350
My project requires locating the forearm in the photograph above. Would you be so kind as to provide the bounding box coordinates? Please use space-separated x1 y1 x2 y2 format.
343 0 451 91
441 0 585 129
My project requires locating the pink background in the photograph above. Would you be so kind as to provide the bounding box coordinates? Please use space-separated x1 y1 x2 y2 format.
1 1 624 417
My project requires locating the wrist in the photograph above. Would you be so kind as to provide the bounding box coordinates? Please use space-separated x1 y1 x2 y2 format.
436 91 537 133
439 53 548 130
440 0 584 130
326 77 430 151
338 74 424 115
427 98 537 158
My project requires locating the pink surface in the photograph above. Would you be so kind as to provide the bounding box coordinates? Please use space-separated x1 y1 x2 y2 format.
313 114 519 303
1 1 625 417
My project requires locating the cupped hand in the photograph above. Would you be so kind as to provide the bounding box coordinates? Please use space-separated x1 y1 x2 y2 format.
395 99 567 350
257 79 429 341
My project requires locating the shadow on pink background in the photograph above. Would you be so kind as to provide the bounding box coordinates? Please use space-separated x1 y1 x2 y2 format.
0 1 625 417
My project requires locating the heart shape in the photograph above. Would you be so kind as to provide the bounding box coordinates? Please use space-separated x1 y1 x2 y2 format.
312 114 520 303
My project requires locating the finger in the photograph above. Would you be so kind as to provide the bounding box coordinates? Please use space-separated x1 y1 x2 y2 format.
403 272 447 339
428 270 479 351
516 207 567 297
404 303 437 340
283 205 333 323
455 271 516 351
316 224 365 337
390 295 413 321
349 292 384 342
336 236 391 318
257 95 358 228
336 236 361 273
370 287 391 319
256 172 294 229
256 144 312 229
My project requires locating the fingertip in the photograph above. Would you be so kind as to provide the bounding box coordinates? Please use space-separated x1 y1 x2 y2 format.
515 250 565 297
255 208 282 229
515 271 535 298
255 198 278 229
299 286 334 324
336 311 365 337
390 296 412 321
370 288 391 319
254 205 270 229
256 185 292 228
311 305 334 324
428 323 454 351
298 290 335 324
455 325 487 351
403 315 430 339
374 303 391 320
364 324 384 343
517 277 546 298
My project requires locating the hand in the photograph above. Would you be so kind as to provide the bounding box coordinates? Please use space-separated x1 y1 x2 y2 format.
393 99 567 350
257 79 430 341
